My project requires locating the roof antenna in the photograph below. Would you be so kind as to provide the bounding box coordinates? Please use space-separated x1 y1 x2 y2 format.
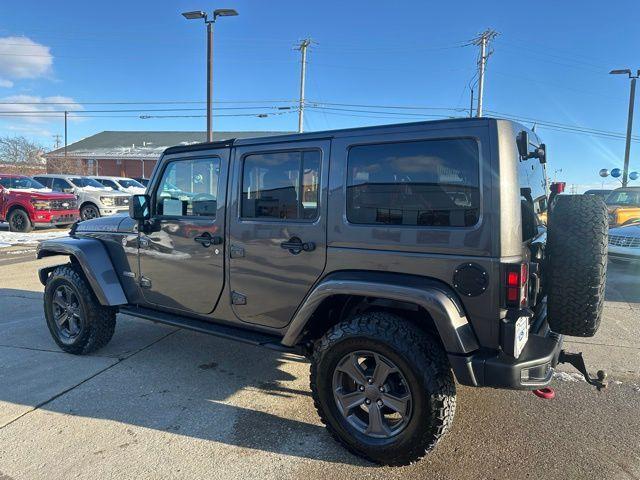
531 122 537 132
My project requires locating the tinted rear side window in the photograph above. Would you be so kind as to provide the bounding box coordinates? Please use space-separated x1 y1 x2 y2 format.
346 138 480 227
241 150 320 221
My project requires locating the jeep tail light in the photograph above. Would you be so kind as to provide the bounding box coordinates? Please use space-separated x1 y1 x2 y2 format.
503 263 529 308
550 182 566 194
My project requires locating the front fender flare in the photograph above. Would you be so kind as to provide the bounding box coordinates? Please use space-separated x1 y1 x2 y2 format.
281 272 480 355
37 236 127 306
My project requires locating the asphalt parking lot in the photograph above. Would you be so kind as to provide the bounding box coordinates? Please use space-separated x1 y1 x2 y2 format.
0 241 639 479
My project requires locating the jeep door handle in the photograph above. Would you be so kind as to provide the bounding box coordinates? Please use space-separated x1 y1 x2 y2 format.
280 237 315 254
194 232 223 247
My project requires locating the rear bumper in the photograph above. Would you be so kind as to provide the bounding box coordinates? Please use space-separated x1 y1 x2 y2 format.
449 317 563 390
32 210 79 227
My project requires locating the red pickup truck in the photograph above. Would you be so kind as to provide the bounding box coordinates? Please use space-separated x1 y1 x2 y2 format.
0 174 79 232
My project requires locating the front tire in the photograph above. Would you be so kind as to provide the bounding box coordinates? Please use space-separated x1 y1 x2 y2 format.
44 264 116 354
80 204 100 221
310 312 456 466
8 208 33 233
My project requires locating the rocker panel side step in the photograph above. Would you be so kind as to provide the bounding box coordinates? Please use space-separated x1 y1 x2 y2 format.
119 306 301 354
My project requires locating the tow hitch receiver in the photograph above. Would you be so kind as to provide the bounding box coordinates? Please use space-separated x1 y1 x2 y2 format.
558 350 607 391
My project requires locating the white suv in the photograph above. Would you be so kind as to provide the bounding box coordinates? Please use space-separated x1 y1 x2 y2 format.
33 174 131 220
89 176 147 195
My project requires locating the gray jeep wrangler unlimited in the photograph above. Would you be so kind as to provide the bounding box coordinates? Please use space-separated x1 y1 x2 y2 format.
37 118 608 466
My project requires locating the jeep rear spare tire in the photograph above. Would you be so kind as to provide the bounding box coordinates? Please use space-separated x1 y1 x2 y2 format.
546 195 608 337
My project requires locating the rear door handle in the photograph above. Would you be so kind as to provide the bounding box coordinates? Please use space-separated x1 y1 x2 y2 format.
194 232 223 248
280 237 315 254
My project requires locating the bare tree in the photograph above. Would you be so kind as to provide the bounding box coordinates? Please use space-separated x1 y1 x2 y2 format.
0 135 46 174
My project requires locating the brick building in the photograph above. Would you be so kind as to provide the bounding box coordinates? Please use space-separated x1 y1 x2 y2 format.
45 130 288 178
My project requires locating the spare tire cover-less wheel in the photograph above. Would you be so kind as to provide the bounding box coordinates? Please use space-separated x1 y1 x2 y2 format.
546 195 608 337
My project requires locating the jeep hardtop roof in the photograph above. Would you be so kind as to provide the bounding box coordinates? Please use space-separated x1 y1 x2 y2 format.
163 117 534 156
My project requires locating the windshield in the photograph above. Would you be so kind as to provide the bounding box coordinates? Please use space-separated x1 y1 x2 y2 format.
118 178 145 188
0 176 47 190
606 190 640 206
69 177 108 188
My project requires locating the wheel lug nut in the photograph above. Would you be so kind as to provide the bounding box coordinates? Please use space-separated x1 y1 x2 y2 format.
365 399 371 405
379 386 385 392
377 400 383 407
359 385 365 391
367 378 373 384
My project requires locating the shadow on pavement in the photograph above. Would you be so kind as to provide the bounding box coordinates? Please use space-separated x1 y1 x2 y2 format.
0 287 366 466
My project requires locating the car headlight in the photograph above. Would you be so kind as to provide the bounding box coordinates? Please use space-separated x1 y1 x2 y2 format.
100 196 115 206
31 199 52 210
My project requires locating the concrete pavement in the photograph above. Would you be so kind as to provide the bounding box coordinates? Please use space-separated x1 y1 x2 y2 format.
0 252 638 479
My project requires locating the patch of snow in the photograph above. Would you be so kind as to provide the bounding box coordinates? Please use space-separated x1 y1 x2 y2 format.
0 229 68 248
5 248 36 255
553 371 586 383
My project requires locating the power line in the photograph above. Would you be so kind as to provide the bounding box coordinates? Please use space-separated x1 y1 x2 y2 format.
0 99 295 105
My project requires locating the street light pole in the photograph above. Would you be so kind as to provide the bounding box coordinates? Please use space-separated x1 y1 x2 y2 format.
182 9 238 143
610 68 639 187
207 21 213 141
622 76 637 188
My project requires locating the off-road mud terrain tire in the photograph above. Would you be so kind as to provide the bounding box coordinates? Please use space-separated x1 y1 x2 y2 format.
310 311 456 466
44 264 116 354
547 195 608 337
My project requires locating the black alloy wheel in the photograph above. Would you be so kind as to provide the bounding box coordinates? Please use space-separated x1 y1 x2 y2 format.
81 204 100 220
332 350 413 439
51 284 84 342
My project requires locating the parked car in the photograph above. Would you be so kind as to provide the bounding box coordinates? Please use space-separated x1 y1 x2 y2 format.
605 187 640 226
584 189 613 200
37 118 609 466
0 174 78 232
89 176 147 195
608 219 640 264
33 174 130 221
133 177 150 187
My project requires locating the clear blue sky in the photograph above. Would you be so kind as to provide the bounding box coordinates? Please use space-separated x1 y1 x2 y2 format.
1 0 639 190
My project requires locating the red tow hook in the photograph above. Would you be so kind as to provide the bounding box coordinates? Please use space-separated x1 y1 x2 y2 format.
532 387 555 399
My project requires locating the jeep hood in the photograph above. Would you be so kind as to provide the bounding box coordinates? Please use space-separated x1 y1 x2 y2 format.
75 213 136 233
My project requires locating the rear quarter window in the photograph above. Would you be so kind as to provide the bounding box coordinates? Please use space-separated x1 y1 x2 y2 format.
346 138 480 227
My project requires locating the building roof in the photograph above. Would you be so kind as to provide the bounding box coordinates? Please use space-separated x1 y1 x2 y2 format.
46 130 291 159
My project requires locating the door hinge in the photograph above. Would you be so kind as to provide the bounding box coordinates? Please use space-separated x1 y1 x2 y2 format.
231 291 247 305
230 244 245 258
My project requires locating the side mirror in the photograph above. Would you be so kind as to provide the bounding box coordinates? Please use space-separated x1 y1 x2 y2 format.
536 143 547 164
63 188 74 194
129 194 151 221
516 131 529 159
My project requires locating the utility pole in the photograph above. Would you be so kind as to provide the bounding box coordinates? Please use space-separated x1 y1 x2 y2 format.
472 29 498 117
469 88 474 117
64 110 68 157
296 38 312 133
53 134 62 149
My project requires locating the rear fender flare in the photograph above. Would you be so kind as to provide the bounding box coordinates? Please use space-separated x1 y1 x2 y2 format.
37 236 127 306
282 271 480 355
